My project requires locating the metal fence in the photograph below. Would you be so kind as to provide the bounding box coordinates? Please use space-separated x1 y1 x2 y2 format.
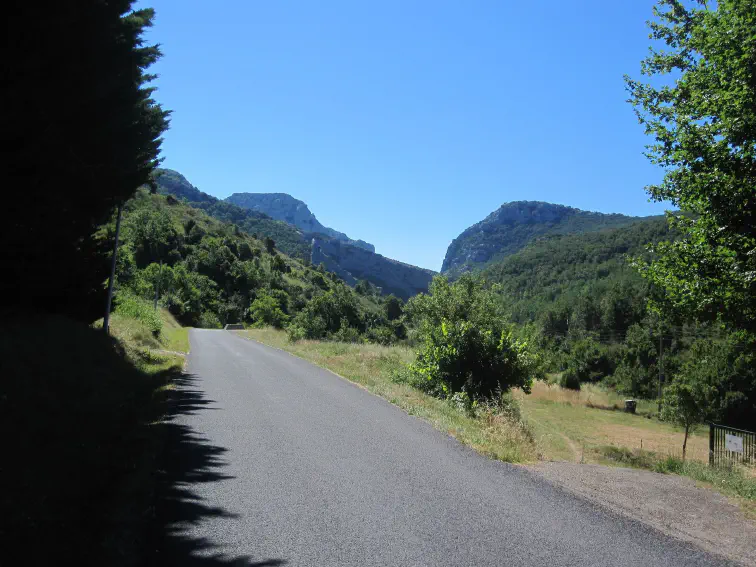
709 423 755 467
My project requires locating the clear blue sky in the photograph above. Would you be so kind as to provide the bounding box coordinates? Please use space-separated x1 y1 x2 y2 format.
140 0 668 271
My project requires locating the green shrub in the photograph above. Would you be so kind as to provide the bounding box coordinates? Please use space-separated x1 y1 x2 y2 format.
286 324 307 343
559 368 581 391
367 325 397 345
562 338 614 384
291 311 328 339
332 319 361 343
410 319 535 399
249 293 289 328
114 292 162 337
389 366 414 385
198 311 222 329
407 275 536 400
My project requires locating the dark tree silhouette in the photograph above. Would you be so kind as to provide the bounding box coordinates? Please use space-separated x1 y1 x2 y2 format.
1 1 169 321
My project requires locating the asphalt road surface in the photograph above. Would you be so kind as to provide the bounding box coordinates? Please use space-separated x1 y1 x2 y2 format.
164 329 732 566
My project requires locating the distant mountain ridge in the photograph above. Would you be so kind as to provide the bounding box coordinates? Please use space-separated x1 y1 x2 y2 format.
226 192 374 252
312 237 435 299
442 201 646 275
153 169 433 299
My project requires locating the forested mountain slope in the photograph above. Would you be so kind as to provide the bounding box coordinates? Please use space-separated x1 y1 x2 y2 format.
482 216 674 334
154 169 434 298
153 169 312 260
108 189 403 341
443 201 648 276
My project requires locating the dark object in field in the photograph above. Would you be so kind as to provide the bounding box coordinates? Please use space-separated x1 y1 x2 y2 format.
625 399 637 414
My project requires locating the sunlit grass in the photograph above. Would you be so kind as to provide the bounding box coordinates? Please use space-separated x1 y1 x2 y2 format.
515 381 710 463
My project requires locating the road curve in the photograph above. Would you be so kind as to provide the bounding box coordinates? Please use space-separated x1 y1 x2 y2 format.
162 329 731 566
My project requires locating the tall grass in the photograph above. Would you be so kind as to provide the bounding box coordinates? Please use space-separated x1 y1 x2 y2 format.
522 381 657 415
113 291 163 337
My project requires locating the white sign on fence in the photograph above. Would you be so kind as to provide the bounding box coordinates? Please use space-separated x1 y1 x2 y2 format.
725 433 744 453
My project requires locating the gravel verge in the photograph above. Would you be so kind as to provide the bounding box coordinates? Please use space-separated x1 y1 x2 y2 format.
526 461 756 566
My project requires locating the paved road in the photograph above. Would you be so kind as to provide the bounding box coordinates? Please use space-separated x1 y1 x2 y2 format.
167 329 731 566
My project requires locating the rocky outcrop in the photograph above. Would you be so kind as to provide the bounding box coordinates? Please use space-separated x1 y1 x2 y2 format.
312 238 435 300
226 193 375 252
442 201 641 275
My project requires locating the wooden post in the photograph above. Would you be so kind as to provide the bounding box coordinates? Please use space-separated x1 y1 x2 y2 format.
103 202 123 335
709 423 715 466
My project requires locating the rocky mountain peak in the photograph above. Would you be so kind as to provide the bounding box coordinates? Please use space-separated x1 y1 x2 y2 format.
441 201 641 275
226 192 374 252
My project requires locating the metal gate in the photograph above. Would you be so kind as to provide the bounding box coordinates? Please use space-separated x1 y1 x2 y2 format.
709 423 755 467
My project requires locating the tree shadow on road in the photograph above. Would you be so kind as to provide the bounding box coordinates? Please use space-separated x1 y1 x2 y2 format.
147 371 286 566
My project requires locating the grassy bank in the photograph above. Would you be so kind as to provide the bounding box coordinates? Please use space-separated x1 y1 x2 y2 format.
239 328 536 463
515 381 710 463
0 306 186 567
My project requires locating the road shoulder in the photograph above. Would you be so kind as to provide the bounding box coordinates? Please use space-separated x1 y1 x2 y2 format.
526 461 756 566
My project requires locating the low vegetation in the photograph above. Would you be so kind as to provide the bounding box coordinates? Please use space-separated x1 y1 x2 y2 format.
107 190 405 348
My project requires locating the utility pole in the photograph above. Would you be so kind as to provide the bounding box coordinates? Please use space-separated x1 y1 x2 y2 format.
657 326 664 414
103 202 123 335
154 259 163 311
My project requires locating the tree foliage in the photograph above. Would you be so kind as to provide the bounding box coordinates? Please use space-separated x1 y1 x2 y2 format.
249 293 289 329
406 275 536 400
626 0 756 331
1 1 169 321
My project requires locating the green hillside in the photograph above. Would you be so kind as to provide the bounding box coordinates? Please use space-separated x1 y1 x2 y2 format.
442 201 647 276
153 168 312 261
483 216 674 333
106 189 406 343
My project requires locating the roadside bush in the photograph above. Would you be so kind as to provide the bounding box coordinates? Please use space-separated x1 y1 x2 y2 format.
198 311 222 329
389 365 414 385
410 319 535 400
291 285 361 339
559 368 581 391
366 325 397 346
291 311 327 339
249 293 289 329
331 318 361 343
114 292 162 337
407 275 536 400
286 324 307 343
562 338 614 383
